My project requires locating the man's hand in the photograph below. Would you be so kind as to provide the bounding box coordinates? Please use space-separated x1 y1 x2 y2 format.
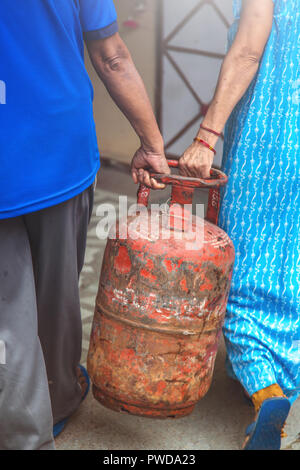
179 141 214 179
131 145 170 189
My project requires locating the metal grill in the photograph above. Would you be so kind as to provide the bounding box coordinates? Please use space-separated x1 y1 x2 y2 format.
158 0 233 166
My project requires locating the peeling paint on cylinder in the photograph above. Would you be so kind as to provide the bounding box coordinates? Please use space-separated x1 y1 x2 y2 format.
88 170 235 419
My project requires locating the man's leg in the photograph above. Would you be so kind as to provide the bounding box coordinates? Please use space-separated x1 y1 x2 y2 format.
0 217 54 450
24 186 94 424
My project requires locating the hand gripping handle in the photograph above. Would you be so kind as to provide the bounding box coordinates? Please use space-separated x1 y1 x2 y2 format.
137 160 227 225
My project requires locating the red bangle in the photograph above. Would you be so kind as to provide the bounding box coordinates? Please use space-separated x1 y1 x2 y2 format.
200 124 222 137
194 137 216 155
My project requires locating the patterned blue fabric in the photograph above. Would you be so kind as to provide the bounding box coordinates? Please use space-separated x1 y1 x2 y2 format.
219 0 300 404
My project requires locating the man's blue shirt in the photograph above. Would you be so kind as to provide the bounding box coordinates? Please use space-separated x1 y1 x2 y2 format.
0 0 118 218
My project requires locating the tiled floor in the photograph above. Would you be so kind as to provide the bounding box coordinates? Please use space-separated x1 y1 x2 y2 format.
55 165 300 450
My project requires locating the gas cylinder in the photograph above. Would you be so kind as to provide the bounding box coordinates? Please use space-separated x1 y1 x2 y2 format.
87 161 235 418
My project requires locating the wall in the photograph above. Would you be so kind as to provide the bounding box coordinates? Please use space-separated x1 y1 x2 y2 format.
85 0 233 167
85 0 158 165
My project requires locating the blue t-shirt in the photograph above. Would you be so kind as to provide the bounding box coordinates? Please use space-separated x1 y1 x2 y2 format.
0 0 118 218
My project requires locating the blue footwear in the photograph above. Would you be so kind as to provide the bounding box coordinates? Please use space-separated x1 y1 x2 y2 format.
53 364 90 438
244 397 290 450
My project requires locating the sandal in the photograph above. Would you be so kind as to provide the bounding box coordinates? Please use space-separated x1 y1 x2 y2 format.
243 397 290 450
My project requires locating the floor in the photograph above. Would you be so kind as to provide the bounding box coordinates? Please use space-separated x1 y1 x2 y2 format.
56 164 300 451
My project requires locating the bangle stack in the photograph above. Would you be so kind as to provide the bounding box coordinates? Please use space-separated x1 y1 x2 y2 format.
193 124 222 155
193 137 216 155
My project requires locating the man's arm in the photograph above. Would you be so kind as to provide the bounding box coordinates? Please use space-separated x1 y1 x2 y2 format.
179 0 274 178
86 33 170 188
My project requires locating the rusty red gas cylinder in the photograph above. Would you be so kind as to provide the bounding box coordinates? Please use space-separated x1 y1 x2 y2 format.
88 161 235 418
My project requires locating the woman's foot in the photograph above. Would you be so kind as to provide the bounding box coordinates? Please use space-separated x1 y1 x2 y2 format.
243 384 290 450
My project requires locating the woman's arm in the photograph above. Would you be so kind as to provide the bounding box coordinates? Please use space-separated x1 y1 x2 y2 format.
179 0 274 178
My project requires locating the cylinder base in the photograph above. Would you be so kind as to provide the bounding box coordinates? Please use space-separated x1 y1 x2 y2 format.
92 385 195 419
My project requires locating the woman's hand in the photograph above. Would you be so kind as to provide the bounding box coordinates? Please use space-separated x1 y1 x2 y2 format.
179 141 214 179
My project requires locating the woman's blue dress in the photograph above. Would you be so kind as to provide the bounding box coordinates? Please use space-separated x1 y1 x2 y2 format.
219 0 300 403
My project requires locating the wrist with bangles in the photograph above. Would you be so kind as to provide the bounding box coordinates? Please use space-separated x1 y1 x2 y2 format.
193 137 216 155
193 124 222 155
